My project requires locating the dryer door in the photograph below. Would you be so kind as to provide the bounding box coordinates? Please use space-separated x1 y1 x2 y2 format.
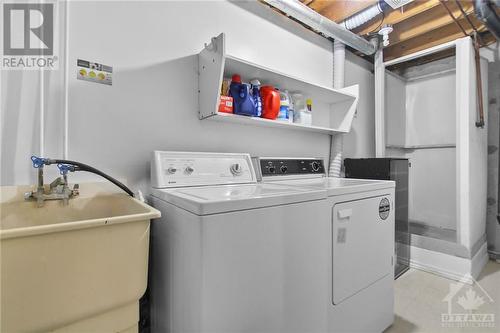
332 195 393 305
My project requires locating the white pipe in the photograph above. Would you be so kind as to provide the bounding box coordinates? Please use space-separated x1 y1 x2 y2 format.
63 0 70 159
329 40 346 178
39 68 44 157
333 41 345 89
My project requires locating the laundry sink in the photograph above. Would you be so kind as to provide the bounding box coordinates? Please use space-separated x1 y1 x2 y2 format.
0 183 160 333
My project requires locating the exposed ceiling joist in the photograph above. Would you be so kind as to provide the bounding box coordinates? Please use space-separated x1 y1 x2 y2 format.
288 0 499 62
384 17 488 61
389 1 482 46
306 0 378 23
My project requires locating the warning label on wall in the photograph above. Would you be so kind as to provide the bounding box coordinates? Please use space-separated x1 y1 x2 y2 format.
77 59 112 85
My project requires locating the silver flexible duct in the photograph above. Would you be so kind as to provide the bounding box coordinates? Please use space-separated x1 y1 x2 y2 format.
262 0 377 55
343 2 384 30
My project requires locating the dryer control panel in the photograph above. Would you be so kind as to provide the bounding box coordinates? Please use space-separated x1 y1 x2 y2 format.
258 158 326 177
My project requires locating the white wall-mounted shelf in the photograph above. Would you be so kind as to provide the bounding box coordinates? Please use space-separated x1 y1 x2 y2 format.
386 144 456 149
198 33 359 134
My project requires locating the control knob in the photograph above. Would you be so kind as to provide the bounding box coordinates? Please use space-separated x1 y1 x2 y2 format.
167 167 177 174
230 163 243 176
280 165 288 174
311 161 321 172
185 166 194 175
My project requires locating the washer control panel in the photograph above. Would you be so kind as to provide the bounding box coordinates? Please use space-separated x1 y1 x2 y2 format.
151 151 257 188
259 158 326 177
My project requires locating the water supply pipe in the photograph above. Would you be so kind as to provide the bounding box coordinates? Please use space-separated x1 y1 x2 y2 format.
39 69 44 157
63 0 70 159
261 0 377 55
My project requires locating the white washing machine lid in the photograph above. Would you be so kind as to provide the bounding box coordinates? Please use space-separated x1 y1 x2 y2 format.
269 177 395 196
151 183 326 215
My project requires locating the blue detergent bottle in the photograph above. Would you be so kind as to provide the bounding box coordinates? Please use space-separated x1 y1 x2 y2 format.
250 79 262 117
229 74 256 116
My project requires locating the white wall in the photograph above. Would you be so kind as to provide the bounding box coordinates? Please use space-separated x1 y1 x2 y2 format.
385 72 406 147
456 39 489 250
486 49 500 257
343 52 376 159
385 69 457 231
1 1 375 194
386 146 457 231
405 72 456 146
385 70 456 147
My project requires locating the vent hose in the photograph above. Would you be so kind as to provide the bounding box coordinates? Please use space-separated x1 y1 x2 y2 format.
329 1 388 177
329 40 346 178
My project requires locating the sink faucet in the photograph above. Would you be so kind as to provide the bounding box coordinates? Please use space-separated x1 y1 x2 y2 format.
25 155 135 206
25 157 79 207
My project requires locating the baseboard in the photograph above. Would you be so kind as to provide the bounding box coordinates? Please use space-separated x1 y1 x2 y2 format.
409 242 488 283
488 249 500 261
471 242 490 278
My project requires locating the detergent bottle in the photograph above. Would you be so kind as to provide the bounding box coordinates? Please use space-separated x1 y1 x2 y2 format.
277 89 290 121
285 90 294 123
229 74 256 116
250 79 262 117
260 86 280 120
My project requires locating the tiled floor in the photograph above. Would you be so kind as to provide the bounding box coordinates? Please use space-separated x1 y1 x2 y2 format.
385 260 500 333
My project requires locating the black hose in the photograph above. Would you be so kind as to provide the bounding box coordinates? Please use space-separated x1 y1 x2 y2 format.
47 159 135 197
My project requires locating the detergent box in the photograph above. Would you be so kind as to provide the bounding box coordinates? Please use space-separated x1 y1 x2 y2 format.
218 96 234 113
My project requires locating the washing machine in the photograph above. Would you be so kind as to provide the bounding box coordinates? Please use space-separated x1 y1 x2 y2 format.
149 151 334 333
255 157 396 332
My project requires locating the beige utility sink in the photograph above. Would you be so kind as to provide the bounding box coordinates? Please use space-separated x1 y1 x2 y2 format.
0 183 160 333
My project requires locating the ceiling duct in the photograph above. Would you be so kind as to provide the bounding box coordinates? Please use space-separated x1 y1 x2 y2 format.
342 0 390 30
262 0 377 55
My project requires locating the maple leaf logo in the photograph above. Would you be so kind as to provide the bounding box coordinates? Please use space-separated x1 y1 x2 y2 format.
457 288 485 311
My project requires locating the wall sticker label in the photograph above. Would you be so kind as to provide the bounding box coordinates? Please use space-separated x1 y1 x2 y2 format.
379 198 390 220
77 59 112 85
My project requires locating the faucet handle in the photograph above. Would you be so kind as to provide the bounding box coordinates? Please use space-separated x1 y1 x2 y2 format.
31 156 47 168
57 163 74 175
